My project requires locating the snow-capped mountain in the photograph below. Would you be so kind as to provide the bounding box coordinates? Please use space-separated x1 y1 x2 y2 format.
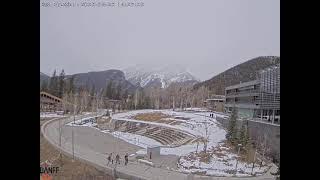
123 65 199 88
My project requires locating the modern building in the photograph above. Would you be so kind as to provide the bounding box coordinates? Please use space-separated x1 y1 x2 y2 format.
225 65 280 124
204 95 225 112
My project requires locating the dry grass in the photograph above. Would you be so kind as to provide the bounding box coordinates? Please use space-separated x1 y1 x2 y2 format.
96 117 112 130
193 171 207 175
217 141 257 163
168 121 182 125
133 112 171 121
198 151 212 163
131 112 177 125
40 120 114 180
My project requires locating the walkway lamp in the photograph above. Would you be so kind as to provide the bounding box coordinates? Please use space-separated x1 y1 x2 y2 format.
235 143 242 175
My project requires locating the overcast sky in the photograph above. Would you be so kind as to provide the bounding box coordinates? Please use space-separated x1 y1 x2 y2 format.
40 0 279 81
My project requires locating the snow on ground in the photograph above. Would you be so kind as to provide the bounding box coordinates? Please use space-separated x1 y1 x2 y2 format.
178 146 270 177
40 112 66 118
102 130 162 149
112 109 225 138
109 110 227 157
184 108 209 112
65 109 270 177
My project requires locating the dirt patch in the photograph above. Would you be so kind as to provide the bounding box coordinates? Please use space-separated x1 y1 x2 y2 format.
96 117 112 130
132 112 172 122
40 120 114 180
169 121 182 125
198 152 212 163
174 116 190 120
193 170 207 176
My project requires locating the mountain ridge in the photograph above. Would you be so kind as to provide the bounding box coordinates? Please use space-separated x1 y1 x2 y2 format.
193 56 280 94
124 65 199 88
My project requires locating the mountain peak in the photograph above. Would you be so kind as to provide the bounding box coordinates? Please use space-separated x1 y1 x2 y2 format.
123 65 199 88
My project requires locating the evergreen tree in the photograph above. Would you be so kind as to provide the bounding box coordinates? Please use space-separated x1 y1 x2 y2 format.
58 69 65 98
40 80 48 92
106 80 113 99
49 69 58 96
244 121 250 148
115 83 122 100
239 121 247 147
66 75 75 94
123 89 128 99
144 96 151 109
90 85 95 96
88 85 95 109
226 107 238 145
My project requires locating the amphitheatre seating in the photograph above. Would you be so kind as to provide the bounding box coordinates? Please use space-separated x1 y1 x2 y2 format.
156 134 174 143
134 128 148 135
126 127 140 133
111 120 195 146
144 134 168 145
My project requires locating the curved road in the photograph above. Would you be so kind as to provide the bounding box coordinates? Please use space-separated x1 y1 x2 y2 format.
41 114 277 180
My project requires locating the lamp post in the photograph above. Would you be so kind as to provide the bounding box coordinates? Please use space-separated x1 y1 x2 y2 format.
72 94 76 161
251 148 257 175
235 144 242 175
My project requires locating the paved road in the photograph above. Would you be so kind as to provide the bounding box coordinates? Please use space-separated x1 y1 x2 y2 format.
41 114 277 180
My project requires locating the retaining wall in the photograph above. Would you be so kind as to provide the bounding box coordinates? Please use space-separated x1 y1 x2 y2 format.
216 117 280 161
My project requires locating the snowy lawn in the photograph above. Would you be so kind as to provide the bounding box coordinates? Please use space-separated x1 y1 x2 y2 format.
40 112 66 118
178 142 270 177
66 109 271 177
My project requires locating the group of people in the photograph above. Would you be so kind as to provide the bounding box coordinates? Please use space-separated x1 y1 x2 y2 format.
209 113 216 118
107 153 129 166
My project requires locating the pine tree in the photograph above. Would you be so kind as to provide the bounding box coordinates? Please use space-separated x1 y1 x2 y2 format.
115 83 122 100
40 80 48 92
66 75 75 94
88 85 95 109
123 89 128 100
226 107 238 145
58 69 65 98
244 122 250 148
106 80 113 99
239 121 247 147
49 70 58 96
90 85 95 96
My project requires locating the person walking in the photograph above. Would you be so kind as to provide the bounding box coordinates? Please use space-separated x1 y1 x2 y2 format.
107 153 112 165
111 153 114 164
124 153 128 165
116 154 120 165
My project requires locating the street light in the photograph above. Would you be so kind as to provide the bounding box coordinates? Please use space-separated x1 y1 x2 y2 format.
235 144 242 175
72 105 75 161
72 94 76 162
251 148 257 175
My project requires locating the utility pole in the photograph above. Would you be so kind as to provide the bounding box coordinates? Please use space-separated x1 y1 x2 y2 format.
59 117 61 148
173 96 175 111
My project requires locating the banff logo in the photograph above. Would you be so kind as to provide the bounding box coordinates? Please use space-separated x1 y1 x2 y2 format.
40 161 59 180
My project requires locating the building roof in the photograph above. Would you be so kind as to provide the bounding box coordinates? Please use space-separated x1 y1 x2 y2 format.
40 91 63 102
205 98 225 101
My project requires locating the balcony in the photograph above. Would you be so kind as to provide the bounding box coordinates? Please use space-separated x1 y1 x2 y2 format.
225 90 260 97
224 103 260 109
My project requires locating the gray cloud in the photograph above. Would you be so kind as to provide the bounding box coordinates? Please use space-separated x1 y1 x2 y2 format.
40 0 279 80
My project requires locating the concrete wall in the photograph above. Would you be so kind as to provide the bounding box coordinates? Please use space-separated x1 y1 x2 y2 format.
216 116 280 161
147 146 161 158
